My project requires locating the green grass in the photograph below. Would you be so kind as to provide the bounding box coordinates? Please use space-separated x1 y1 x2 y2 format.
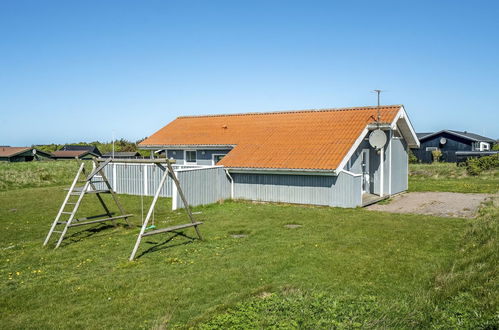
409 162 499 193
1 161 497 328
0 186 470 328
0 161 81 191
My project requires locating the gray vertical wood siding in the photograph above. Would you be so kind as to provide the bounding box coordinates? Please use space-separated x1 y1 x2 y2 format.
390 137 408 194
173 167 231 210
232 171 362 208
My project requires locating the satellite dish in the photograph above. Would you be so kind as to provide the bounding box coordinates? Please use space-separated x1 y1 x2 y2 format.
32 149 37 155
440 137 447 145
369 129 387 150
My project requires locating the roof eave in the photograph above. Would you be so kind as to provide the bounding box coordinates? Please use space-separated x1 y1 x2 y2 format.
226 167 338 176
138 144 236 150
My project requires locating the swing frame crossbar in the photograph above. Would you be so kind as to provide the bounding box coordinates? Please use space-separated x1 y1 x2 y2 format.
115 158 203 260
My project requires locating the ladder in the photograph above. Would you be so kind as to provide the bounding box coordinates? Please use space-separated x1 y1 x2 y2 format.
129 160 203 260
43 158 133 248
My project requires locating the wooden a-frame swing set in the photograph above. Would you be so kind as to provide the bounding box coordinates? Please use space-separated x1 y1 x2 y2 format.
43 157 203 260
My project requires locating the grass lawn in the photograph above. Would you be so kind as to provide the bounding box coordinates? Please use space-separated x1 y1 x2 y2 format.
0 185 471 328
1 161 497 328
409 162 499 194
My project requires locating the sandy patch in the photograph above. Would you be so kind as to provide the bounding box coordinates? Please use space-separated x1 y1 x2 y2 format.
366 192 494 218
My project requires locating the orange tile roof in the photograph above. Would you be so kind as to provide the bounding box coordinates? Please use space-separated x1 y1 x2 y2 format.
139 105 402 170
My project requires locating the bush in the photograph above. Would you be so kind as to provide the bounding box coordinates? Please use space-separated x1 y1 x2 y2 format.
431 149 442 162
466 154 499 176
408 149 418 164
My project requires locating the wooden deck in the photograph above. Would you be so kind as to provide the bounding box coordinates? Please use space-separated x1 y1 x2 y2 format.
362 193 389 207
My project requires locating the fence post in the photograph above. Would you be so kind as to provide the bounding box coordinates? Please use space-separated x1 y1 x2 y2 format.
171 169 178 210
143 164 148 195
112 163 117 191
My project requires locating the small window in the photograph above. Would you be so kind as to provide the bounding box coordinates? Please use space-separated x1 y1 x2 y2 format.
426 147 438 151
185 150 196 163
212 154 225 165
480 142 490 151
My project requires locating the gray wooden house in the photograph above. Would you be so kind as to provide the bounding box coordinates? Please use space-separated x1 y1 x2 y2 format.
138 105 419 207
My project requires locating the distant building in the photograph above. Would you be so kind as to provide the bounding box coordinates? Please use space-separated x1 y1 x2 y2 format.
414 130 496 163
60 145 102 156
51 150 100 160
0 147 52 162
101 151 141 159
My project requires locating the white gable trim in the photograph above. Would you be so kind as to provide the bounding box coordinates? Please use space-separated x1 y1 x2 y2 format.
336 106 419 173
336 126 369 173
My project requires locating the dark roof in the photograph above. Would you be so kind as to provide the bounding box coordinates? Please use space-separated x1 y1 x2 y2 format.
0 147 52 158
417 130 495 143
60 145 101 156
51 150 99 158
101 151 141 157
0 147 32 157
447 130 496 143
416 132 432 139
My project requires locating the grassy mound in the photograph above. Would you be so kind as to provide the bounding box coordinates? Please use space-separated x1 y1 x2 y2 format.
409 163 499 193
0 161 80 191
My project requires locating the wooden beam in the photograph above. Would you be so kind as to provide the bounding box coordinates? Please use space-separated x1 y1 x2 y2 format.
95 158 176 164
86 158 111 180
141 222 203 237
68 214 133 227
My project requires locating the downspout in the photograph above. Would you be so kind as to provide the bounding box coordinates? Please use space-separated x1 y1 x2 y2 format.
224 169 234 199
380 146 384 197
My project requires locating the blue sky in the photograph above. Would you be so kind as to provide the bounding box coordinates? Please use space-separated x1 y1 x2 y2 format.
1 0 498 146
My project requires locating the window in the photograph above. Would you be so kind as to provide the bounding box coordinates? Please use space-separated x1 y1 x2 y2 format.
480 142 490 151
185 150 196 164
426 147 438 151
212 154 225 165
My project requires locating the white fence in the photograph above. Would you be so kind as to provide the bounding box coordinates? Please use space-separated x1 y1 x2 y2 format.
92 163 230 210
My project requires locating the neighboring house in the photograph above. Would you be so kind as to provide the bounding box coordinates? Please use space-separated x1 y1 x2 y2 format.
138 105 419 208
101 151 141 159
51 150 99 160
59 145 102 157
414 130 496 163
0 147 52 162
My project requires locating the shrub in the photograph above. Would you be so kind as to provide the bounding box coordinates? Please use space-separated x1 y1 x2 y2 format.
466 154 499 176
408 149 418 164
431 149 442 162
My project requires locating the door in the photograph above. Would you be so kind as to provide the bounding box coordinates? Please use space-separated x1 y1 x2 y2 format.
361 149 370 193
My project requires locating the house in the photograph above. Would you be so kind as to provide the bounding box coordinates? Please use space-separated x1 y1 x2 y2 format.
0 147 52 162
413 130 496 163
59 145 102 156
101 151 141 159
51 150 100 160
138 105 419 208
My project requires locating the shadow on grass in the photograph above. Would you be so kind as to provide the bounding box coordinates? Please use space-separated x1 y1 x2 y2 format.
60 222 129 247
136 231 198 259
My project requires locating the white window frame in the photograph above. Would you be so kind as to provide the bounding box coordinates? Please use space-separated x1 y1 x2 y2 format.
212 154 226 165
184 150 197 164
479 142 490 151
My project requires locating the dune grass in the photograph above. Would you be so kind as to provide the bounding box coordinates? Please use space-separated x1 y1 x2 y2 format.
0 161 80 191
409 162 499 193
0 186 470 328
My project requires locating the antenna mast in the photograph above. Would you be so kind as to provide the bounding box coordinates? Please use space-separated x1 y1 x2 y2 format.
373 89 382 127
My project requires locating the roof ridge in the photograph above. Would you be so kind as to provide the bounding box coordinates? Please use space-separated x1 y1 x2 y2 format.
176 104 403 119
